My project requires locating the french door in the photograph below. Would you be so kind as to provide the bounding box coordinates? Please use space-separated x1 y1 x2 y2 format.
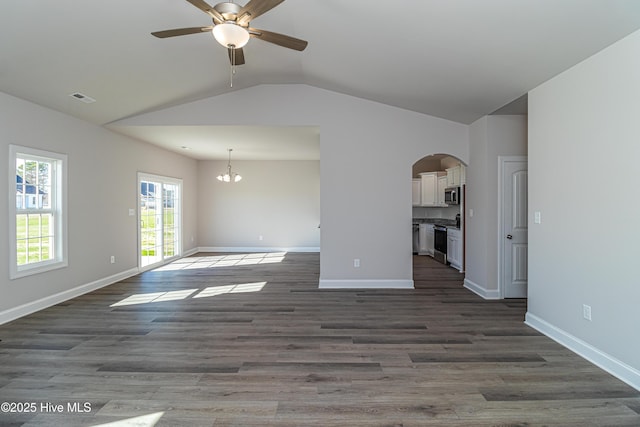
138 173 182 270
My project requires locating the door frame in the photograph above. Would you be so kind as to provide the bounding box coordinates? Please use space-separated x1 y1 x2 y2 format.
137 172 183 272
497 155 528 299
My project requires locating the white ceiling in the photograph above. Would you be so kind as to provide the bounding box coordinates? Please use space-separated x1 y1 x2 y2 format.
2 0 640 160
115 125 321 160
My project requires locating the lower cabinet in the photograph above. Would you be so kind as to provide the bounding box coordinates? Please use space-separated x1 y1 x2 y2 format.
418 223 434 256
447 228 462 270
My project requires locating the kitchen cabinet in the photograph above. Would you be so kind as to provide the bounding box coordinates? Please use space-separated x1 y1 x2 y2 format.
447 228 462 270
437 175 448 206
418 224 428 254
412 179 421 206
419 172 446 206
446 165 466 187
426 224 434 256
418 223 434 256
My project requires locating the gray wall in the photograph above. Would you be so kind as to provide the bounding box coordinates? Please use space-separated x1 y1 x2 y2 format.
0 92 198 317
527 30 640 386
465 115 528 297
197 160 320 250
112 84 469 287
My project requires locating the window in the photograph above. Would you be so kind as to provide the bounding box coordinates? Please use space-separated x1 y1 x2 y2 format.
9 145 67 279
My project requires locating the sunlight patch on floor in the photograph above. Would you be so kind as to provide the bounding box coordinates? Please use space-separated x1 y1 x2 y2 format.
193 282 267 299
109 282 267 307
91 411 164 427
110 289 198 307
153 252 287 272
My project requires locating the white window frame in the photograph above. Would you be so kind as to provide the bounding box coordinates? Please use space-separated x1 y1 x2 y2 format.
9 145 68 279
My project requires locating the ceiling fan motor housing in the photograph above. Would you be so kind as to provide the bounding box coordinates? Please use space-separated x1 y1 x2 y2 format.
214 2 247 25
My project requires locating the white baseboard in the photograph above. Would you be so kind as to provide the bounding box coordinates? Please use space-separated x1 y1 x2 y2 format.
463 278 501 299
183 247 199 257
0 267 139 325
198 246 320 253
319 279 414 289
525 312 640 391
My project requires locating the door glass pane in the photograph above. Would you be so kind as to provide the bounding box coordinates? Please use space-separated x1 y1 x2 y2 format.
163 183 178 258
140 178 181 269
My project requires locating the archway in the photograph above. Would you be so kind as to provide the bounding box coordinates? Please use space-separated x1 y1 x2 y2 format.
411 153 466 287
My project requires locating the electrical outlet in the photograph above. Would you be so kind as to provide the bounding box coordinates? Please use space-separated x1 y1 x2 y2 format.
110 256 115 264
354 259 360 268
259 235 263 241
583 304 592 321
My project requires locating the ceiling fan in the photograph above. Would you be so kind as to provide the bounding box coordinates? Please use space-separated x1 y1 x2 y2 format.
151 0 308 67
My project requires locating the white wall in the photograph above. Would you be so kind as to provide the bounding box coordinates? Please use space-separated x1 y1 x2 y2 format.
112 84 469 288
527 30 640 388
198 160 320 251
465 115 528 298
0 92 198 321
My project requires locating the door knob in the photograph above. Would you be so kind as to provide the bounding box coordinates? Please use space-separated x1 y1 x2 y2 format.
506 234 513 240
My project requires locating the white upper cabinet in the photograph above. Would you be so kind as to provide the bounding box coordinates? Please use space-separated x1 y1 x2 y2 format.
437 175 448 206
419 172 446 206
412 179 421 206
446 164 466 187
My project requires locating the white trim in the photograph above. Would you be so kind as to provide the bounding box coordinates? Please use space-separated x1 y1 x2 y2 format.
137 248 199 273
525 312 640 392
137 172 183 271
463 278 501 299
497 155 528 299
199 246 320 253
183 247 199 257
9 145 68 279
319 279 414 289
0 268 139 325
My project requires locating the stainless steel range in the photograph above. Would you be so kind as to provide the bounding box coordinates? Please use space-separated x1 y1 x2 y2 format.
433 224 447 264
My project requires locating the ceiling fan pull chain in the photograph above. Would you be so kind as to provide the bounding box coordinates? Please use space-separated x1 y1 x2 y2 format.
230 46 235 87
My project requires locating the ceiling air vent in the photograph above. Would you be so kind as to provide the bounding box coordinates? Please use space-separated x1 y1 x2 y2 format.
69 92 96 104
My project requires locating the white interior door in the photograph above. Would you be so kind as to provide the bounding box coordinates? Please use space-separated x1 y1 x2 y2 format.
500 157 528 298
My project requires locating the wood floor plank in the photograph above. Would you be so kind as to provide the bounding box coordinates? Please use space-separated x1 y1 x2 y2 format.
0 253 638 426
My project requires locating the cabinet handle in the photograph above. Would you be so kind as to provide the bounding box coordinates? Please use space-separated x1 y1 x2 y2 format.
506 234 513 240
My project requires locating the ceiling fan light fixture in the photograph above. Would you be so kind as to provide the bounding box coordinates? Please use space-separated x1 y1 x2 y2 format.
212 23 250 48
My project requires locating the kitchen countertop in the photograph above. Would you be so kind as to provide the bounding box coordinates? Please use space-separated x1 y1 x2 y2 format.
413 218 459 229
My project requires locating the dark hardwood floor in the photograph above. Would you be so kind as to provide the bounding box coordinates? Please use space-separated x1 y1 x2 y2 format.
1 252 638 426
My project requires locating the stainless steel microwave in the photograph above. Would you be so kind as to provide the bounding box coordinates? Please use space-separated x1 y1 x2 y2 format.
444 186 460 205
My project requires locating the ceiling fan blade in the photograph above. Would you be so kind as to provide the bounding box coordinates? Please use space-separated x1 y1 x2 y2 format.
249 28 308 51
151 26 213 38
185 0 225 23
228 47 246 66
237 0 285 26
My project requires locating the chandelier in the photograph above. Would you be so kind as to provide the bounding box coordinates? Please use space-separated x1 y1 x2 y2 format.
217 148 242 183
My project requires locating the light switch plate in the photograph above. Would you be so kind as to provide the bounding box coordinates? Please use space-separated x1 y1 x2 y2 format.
534 211 541 224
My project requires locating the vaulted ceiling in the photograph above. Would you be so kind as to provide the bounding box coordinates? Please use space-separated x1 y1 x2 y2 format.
2 0 640 159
